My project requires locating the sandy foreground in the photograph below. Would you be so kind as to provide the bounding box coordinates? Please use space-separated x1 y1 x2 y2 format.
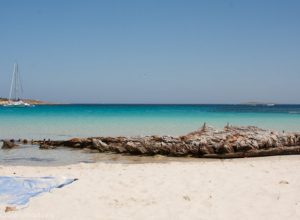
0 156 300 220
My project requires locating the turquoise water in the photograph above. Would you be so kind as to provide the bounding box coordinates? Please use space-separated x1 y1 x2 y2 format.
0 104 300 140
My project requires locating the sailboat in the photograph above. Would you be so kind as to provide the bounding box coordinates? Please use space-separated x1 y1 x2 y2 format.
4 62 33 107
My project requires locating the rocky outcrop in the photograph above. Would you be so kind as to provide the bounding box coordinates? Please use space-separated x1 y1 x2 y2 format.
1 140 18 149
4 124 300 158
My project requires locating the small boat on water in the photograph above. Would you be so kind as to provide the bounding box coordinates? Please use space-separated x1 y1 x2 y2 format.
4 100 32 107
4 62 34 107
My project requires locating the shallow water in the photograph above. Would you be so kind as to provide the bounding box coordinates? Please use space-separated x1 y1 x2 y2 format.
1 104 300 140
0 143 93 166
0 143 203 166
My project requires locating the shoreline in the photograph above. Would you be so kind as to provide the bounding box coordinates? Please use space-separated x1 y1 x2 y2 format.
1 126 300 219
1 155 300 219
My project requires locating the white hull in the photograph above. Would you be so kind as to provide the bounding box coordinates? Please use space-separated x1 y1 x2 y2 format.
3 100 34 107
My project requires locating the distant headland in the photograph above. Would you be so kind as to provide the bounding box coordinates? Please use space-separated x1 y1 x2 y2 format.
241 101 276 106
0 98 51 105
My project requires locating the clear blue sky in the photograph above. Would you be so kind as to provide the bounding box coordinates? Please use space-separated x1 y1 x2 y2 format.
0 0 299 104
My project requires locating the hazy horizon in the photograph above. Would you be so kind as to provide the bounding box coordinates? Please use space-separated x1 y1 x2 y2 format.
1 0 299 104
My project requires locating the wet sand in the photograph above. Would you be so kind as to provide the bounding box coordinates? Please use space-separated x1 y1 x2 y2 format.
1 155 300 220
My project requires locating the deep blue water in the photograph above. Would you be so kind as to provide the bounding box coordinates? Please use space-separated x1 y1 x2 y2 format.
0 104 300 140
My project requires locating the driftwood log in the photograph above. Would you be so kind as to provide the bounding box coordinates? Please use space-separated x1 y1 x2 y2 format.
7 124 296 159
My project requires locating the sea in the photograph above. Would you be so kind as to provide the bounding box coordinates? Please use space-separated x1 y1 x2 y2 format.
1 104 300 165
1 104 300 140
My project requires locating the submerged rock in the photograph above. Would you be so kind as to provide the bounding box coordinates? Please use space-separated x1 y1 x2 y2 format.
1 140 18 149
39 143 56 150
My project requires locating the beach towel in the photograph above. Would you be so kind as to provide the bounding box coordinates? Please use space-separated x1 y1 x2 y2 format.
0 176 76 207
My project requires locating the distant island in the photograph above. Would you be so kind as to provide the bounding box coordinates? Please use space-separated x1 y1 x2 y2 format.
241 102 276 106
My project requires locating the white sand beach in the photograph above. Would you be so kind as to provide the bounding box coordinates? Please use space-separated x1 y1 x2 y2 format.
1 155 300 220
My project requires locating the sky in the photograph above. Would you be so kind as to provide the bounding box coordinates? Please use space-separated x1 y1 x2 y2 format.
0 0 299 104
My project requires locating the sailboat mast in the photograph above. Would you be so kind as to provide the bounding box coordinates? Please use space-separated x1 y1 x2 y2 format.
17 63 23 100
14 64 17 101
8 63 22 101
15 63 19 101
8 63 16 101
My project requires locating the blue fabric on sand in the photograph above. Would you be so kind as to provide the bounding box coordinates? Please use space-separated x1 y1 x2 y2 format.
0 176 76 206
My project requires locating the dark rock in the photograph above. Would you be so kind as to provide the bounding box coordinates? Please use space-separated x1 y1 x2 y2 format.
249 140 259 149
235 142 255 152
297 135 300 145
152 135 163 142
199 146 214 155
114 145 127 153
168 143 189 156
101 136 127 144
63 138 88 148
2 140 18 149
188 142 201 155
159 142 172 155
124 141 148 155
217 144 234 154
147 142 162 154
72 143 81 148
